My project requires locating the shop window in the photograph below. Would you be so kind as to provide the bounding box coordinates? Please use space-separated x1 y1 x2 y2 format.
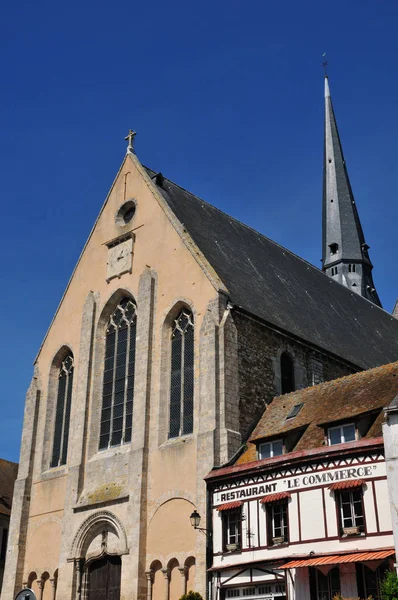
338 488 365 535
258 439 283 460
356 561 390 600
267 501 288 545
280 352 295 394
328 423 356 445
222 508 242 552
309 567 340 600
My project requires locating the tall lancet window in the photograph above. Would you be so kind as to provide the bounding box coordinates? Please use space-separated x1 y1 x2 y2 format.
169 309 194 438
99 297 137 450
280 352 295 395
51 354 74 467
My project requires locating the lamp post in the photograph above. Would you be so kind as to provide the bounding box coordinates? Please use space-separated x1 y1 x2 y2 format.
189 510 211 537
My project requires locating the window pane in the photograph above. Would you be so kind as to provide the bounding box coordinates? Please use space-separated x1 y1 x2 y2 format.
272 440 283 456
259 443 271 459
342 424 356 442
329 427 341 445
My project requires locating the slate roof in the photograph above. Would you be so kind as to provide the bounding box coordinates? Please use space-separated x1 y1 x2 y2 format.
0 459 18 516
236 361 398 465
144 167 398 370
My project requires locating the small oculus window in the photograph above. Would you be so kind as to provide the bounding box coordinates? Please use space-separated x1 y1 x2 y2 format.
286 403 303 419
328 423 356 446
259 439 283 460
116 200 136 226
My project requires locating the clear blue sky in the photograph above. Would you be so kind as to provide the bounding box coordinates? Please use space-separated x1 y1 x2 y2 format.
1 0 397 462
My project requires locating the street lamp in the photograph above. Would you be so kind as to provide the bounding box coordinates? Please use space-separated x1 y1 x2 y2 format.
190 510 201 529
189 510 211 537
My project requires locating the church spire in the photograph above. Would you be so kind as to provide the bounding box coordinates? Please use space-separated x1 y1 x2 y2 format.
322 75 381 307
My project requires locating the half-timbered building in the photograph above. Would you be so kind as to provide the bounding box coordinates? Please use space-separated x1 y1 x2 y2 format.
206 363 398 600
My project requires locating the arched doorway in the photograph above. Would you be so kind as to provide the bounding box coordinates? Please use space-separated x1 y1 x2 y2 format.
87 555 121 600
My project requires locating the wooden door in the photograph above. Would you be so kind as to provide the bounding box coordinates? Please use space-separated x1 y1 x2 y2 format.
88 555 121 600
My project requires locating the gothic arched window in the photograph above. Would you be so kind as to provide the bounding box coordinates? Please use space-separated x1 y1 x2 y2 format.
280 352 295 395
99 297 137 450
169 309 194 438
51 354 74 467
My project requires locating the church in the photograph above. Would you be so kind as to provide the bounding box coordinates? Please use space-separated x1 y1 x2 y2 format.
2 75 398 600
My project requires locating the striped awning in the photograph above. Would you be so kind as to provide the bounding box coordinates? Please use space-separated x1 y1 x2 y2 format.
216 501 243 511
280 549 395 569
260 492 291 504
328 479 365 490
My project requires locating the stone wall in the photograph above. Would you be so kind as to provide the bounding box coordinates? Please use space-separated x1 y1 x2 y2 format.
233 311 357 441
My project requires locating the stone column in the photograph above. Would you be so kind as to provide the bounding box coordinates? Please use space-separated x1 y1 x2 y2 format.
179 566 188 596
36 579 44 600
145 570 153 600
50 577 57 600
161 569 169 600
74 559 82 600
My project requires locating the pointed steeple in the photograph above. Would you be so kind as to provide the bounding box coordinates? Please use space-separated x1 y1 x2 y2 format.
322 75 381 307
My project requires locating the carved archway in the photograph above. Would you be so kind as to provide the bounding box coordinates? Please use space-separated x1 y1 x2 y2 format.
70 510 128 561
70 511 128 600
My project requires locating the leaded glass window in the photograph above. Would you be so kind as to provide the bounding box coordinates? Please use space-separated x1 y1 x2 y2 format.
169 309 194 438
99 297 137 450
51 354 74 467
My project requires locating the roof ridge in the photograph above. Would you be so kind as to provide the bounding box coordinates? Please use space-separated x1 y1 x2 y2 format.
145 166 392 317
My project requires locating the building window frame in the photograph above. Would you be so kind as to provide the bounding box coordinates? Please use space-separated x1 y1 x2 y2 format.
50 353 74 468
258 439 283 460
222 508 242 552
280 352 295 395
310 566 341 600
337 488 365 536
356 561 390 600
168 309 194 439
266 500 289 546
99 296 137 450
327 422 356 445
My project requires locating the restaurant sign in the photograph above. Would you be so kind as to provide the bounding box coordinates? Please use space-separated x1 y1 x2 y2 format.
214 460 385 506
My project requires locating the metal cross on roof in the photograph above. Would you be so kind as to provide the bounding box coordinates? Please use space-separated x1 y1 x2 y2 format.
125 129 136 154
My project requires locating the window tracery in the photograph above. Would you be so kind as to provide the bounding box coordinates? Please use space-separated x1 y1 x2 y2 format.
51 354 74 467
99 297 137 450
169 310 194 438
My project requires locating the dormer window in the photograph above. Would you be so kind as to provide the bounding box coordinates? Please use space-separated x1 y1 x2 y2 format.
328 423 356 445
329 243 338 255
259 439 283 460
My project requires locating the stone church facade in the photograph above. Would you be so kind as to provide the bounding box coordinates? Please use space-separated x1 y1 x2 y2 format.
3 79 398 600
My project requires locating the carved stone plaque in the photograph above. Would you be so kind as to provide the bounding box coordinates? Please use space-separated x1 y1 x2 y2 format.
106 236 133 282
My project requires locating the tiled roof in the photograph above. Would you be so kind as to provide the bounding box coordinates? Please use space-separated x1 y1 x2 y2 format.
0 459 18 516
144 166 398 370
237 362 398 465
